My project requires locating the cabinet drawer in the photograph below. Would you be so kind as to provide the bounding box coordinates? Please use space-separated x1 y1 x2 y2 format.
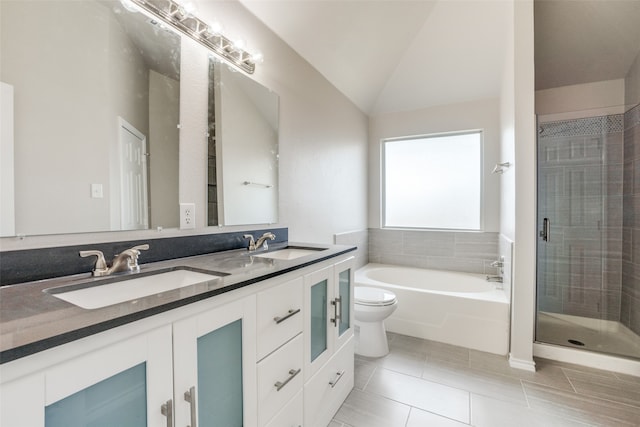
257 334 303 427
265 389 303 427
304 337 354 427
257 277 304 360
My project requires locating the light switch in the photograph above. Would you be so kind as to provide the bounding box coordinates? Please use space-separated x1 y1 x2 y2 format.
91 183 103 198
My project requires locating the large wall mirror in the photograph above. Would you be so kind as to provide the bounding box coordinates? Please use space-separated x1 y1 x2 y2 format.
208 58 279 227
0 0 279 237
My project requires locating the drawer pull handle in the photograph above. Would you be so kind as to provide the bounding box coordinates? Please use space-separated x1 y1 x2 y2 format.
330 297 341 326
274 308 301 324
274 368 301 391
184 386 197 427
160 399 173 427
329 370 345 388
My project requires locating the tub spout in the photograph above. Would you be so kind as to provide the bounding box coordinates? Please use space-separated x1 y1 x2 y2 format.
486 275 503 283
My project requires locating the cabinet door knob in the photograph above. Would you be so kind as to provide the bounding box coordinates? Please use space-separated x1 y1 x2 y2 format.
330 297 341 326
274 308 301 324
161 399 173 427
274 368 301 391
184 386 197 427
329 370 345 388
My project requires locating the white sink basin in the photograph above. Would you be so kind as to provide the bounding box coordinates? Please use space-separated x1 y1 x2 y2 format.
253 247 325 260
48 269 223 309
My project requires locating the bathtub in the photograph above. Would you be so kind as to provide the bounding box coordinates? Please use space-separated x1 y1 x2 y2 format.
355 263 510 355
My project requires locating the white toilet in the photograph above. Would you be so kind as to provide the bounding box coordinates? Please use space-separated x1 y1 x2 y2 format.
354 286 398 357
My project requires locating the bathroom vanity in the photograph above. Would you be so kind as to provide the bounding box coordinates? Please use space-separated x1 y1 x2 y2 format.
0 243 355 427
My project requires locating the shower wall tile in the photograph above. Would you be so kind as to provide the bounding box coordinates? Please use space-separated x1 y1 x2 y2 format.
622 105 640 335
368 228 498 274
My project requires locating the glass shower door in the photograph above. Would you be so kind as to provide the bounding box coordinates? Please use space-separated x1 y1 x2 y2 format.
536 113 628 356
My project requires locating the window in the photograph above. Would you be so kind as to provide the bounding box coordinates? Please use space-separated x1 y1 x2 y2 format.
383 131 482 230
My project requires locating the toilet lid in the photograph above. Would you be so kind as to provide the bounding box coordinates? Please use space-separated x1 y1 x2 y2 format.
355 287 397 306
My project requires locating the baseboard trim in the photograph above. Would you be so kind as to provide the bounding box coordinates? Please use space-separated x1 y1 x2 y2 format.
508 354 536 372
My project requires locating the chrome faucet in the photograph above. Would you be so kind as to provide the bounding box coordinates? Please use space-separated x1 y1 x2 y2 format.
486 275 503 283
80 244 149 277
244 232 276 252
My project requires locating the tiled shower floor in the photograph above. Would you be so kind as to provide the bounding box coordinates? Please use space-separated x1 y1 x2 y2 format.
330 332 640 426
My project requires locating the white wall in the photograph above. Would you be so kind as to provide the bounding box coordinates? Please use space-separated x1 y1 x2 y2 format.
626 51 640 107
536 79 625 120
509 0 537 371
368 98 501 232
0 0 368 250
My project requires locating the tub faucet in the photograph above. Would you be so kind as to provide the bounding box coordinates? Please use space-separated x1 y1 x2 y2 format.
80 244 149 277
244 232 276 251
486 275 504 290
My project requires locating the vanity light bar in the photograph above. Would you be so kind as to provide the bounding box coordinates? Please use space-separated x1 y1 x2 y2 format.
128 0 257 74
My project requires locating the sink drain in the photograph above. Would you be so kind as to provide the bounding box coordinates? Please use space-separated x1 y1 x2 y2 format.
568 339 585 346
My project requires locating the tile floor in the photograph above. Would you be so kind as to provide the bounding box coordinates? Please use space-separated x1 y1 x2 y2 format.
330 333 640 427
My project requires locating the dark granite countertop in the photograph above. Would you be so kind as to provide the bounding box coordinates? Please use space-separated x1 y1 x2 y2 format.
0 242 356 363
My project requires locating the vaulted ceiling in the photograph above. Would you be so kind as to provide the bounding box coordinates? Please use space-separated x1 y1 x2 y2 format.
240 0 511 115
239 0 640 116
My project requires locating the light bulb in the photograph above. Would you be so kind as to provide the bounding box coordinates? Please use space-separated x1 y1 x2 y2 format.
207 21 223 35
234 38 246 51
176 0 196 17
251 51 264 63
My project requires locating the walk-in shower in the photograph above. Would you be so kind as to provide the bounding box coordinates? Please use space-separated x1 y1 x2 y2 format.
536 105 640 360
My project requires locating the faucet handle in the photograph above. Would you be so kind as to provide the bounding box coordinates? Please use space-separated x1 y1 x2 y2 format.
244 234 256 251
123 244 149 268
79 250 108 274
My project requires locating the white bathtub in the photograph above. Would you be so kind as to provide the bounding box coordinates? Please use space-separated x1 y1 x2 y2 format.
355 263 510 355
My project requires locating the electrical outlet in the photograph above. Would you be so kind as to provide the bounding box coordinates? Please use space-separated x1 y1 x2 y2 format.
180 203 195 229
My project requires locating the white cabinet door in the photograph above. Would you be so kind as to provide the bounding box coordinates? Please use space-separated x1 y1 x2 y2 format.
1 326 174 427
45 326 173 427
304 265 334 380
304 258 355 381
173 295 257 427
333 257 354 351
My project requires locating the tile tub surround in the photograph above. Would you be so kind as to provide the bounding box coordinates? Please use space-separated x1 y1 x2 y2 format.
368 228 500 275
335 229 369 270
331 332 640 427
0 228 288 286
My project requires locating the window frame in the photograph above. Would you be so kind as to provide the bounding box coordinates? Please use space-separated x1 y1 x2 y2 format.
380 129 485 232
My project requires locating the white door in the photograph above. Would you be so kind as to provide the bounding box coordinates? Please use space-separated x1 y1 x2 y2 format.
119 117 149 230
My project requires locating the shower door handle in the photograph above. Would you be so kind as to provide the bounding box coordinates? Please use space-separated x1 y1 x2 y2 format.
539 218 550 242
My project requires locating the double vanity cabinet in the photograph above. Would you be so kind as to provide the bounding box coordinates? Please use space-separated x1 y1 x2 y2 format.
0 250 355 427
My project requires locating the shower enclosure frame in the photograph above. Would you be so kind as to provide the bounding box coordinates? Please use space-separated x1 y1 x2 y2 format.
534 109 640 363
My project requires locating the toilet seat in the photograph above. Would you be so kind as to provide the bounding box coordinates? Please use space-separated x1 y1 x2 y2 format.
354 287 397 306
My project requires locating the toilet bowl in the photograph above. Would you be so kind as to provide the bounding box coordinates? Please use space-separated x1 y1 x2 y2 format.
354 286 398 357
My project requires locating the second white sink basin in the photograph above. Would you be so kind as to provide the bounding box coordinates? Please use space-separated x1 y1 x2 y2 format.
47 268 224 309
253 247 326 260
